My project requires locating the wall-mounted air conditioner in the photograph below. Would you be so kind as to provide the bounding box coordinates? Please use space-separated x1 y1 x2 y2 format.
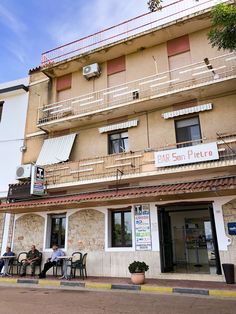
15 164 32 180
83 63 101 79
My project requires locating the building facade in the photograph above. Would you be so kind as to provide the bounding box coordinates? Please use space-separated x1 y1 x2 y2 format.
0 77 29 255
0 0 236 280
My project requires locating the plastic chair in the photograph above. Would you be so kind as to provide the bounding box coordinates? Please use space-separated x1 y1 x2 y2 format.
70 252 83 278
19 252 43 275
9 252 27 275
71 253 87 280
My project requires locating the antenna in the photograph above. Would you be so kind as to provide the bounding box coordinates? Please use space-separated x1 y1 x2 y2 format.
152 56 158 74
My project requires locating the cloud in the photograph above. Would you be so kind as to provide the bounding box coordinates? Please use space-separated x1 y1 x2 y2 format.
48 0 147 46
0 3 27 35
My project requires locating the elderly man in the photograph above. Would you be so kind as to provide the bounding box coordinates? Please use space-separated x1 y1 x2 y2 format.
39 244 64 279
20 245 40 277
0 246 14 274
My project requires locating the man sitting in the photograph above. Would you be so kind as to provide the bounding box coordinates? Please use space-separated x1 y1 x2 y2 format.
0 246 14 274
39 244 64 278
20 245 40 277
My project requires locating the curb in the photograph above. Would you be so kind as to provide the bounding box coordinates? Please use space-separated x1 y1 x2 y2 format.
0 278 236 298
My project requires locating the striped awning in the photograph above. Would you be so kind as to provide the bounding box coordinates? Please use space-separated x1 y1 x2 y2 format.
162 103 213 119
36 133 77 166
98 119 138 133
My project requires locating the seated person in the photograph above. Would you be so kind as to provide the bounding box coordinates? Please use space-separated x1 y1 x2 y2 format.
39 244 64 278
0 246 15 273
20 245 40 277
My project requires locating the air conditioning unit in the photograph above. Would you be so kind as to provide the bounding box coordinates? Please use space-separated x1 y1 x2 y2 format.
15 164 32 180
83 63 101 79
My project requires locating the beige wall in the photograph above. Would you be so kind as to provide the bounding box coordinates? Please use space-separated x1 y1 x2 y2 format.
200 95 236 139
22 92 236 164
189 28 224 63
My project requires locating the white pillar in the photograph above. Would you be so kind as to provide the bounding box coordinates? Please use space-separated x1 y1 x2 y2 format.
150 203 159 251
212 197 234 251
1 213 11 255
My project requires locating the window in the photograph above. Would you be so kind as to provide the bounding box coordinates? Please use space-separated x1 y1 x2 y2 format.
108 131 128 154
175 116 202 147
111 210 132 247
46 214 66 248
0 101 3 122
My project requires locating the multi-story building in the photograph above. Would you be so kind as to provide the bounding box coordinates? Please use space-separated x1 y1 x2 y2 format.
0 77 29 255
1 0 235 280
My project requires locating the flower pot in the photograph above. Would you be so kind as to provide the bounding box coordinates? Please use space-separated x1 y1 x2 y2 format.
131 272 145 285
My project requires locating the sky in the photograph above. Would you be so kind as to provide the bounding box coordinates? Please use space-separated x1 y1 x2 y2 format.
0 0 148 83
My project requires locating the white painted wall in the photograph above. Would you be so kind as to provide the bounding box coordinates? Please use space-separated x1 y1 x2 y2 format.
0 77 29 198
0 77 29 255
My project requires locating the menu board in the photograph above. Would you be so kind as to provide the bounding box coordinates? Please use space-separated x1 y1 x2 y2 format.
134 204 152 251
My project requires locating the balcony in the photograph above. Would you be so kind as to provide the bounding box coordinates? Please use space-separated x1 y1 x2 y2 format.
45 134 236 190
41 0 231 67
37 52 236 131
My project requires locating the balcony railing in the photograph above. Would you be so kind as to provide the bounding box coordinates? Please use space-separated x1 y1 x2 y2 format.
41 0 230 66
45 134 236 187
37 52 236 126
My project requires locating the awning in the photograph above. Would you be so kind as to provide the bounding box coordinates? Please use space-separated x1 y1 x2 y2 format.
162 103 213 119
98 119 138 133
36 133 76 166
1 176 235 213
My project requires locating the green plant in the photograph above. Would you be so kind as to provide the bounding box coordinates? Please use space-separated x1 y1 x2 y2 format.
128 261 149 273
208 3 236 51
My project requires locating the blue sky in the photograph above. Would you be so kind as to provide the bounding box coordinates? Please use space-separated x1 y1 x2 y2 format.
0 0 148 83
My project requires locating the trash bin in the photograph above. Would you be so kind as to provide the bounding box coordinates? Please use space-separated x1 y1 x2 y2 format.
222 264 235 284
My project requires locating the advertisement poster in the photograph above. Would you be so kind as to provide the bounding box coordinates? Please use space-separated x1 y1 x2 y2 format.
30 165 45 196
134 204 152 251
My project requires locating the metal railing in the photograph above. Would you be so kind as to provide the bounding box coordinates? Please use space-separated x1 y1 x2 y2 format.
41 0 230 66
38 52 236 125
45 134 236 186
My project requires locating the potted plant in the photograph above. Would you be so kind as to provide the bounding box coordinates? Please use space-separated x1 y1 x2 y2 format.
128 261 149 285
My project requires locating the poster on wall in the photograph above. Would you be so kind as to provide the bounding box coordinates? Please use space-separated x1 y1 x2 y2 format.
134 204 152 251
30 165 45 196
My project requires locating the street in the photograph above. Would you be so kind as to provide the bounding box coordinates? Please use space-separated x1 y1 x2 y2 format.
0 286 235 314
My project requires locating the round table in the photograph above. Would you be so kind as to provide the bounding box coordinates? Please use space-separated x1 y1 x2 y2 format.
57 256 73 280
0 256 15 277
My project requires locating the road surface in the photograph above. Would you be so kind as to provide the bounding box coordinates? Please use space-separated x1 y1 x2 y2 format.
0 286 235 314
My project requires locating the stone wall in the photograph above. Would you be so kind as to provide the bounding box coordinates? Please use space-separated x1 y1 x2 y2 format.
13 214 45 253
220 199 236 280
68 209 105 254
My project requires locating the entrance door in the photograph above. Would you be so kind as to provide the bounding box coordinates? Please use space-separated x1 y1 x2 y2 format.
158 208 173 272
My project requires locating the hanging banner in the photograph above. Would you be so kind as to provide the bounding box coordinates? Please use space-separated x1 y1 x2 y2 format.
134 204 152 251
30 165 45 196
155 142 219 168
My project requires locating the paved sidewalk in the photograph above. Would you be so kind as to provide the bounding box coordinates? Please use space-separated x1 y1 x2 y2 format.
0 275 236 298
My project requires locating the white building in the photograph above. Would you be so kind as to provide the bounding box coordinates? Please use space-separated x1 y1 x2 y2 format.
0 77 29 254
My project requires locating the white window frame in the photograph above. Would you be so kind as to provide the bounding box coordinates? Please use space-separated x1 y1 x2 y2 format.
43 211 68 252
105 206 135 252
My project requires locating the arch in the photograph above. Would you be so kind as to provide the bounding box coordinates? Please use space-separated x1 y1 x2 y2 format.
68 209 105 253
13 213 45 252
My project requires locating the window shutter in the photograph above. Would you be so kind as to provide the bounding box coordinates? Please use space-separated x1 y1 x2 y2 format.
167 35 190 57
107 56 126 75
56 73 72 91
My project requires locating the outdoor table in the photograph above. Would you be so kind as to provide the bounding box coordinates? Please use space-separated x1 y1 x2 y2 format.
57 256 73 280
0 256 15 277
